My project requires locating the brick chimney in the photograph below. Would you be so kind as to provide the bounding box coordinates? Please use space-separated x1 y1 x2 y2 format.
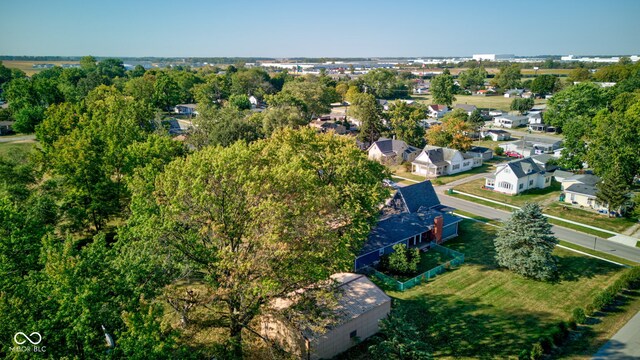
433 215 444 244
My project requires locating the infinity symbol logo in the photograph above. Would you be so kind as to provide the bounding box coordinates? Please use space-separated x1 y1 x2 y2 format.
14 332 42 345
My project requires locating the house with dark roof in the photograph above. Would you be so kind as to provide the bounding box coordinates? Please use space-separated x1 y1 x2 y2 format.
485 157 553 195
411 146 482 178
261 273 391 360
499 135 563 157
174 103 198 116
465 146 493 161
354 181 462 270
367 139 420 165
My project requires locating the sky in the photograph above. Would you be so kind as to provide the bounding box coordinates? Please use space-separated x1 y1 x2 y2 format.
1 0 639 58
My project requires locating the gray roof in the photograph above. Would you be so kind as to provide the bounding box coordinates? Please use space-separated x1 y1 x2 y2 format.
361 210 461 256
498 114 528 122
371 139 418 156
487 129 510 134
419 146 461 163
553 170 574 180
505 157 547 179
396 180 441 213
566 174 600 187
565 183 597 197
455 104 477 112
467 146 492 154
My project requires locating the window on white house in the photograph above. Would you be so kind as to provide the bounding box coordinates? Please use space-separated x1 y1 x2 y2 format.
499 181 512 190
350 330 357 339
571 194 575 201
452 164 460 170
463 162 470 166
519 183 523 190
529 180 533 186
545 177 550 183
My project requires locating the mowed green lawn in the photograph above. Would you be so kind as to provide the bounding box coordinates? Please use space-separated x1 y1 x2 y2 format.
375 221 625 359
0 140 36 162
453 177 562 207
411 94 546 112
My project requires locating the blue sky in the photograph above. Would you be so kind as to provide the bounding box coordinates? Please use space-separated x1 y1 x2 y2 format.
1 0 639 57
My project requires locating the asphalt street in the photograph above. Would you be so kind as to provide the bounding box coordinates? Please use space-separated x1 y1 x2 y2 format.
439 192 640 264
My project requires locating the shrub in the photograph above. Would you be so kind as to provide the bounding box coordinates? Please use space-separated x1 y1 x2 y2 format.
494 146 505 156
387 243 420 275
540 336 553 353
518 349 529 360
530 343 544 360
568 319 577 330
585 303 595 316
572 307 586 324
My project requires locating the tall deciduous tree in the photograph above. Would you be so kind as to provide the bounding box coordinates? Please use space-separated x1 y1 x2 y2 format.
494 203 558 281
458 67 487 91
530 74 560 95
425 109 472 151
130 128 388 357
596 168 630 216
492 64 522 90
387 101 426 147
350 93 384 144
430 69 456 106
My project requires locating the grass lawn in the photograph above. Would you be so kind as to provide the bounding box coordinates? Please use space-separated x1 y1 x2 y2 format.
545 203 638 234
387 164 426 182
411 94 546 112
348 220 628 359
0 140 36 162
431 163 494 185
453 177 562 208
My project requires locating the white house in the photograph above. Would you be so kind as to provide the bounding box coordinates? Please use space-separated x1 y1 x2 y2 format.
481 129 511 141
560 174 606 211
503 89 524 98
249 95 259 107
454 104 478 116
367 139 421 164
427 105 450 119
174 104 198 116
412 146 481 177
485 157 552 195
494 114 529 128
499 136 563 157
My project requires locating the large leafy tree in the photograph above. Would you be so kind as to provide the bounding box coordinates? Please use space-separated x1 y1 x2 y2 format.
596 168 630 216
430 69 456 106
268 75 338 119
153 71 181 111
495 203 558 281
458 66 487 91
349 93 384 144
492 64 522 90
386 101 426 147
530 74 560 95
510 98 534 114
544 82 608 131
188 105 260 149
128 128 388 357
425 109 472 151
362 68 409 99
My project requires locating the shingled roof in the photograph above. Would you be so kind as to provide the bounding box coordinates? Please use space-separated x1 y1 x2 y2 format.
505 157 547 179
395 180 441 213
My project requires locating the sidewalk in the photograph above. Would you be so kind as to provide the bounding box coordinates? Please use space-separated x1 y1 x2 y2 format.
593 310 640 359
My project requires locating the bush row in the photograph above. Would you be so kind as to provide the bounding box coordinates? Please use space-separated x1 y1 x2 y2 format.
521 267 640 359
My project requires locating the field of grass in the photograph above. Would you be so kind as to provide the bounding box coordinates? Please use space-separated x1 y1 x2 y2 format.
521 69 573 76
2 60 80 76
412 94 547 112
346 220 627 359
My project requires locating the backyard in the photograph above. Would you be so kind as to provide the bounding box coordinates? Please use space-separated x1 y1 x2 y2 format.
342 220 632 359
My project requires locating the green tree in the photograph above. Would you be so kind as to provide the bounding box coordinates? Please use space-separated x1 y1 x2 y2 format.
228 94 252 110
425 109 472 151
362 68 409 99
191 74 229 107
545 82 608 131
510 98 534 114
129 128 388 356
387 243 420 275
468 109 485 131
257 104 308 136
596 167 630 216
494 203 558 281
567 67 591 82
268 75 338 119
80 55 98 72
188 105 260 149
387 101 426 147
492 64 522 90
458 67 487 91
153 72 181 110
530 75 560 95
430 69 456 106
349 93 384 144
368 309 432 360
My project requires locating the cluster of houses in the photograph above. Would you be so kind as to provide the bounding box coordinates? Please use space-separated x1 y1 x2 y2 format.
261 180 461 359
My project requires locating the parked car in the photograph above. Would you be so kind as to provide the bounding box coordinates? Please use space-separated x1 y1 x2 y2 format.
505 151 523 158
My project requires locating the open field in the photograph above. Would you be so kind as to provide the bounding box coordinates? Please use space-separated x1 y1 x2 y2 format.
2 60 80 76
411 94 547 112
342 220 629 359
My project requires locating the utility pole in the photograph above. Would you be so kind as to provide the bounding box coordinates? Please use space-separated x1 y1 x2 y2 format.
593 237 597 251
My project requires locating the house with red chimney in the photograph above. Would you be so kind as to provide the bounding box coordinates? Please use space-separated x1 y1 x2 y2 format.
354 181 462 270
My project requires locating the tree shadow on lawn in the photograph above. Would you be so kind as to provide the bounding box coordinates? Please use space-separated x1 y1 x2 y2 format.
555 254 621 282
395 293 557 359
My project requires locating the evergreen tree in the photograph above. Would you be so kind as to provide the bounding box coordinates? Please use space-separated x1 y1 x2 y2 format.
596 168 630 216
494 203 558 281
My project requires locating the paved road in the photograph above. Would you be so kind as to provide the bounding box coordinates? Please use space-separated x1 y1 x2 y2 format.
438 192 640 264
0 134 35 143
593 310 640 359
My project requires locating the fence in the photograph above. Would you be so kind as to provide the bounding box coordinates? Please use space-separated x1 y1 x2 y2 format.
363 243 465 292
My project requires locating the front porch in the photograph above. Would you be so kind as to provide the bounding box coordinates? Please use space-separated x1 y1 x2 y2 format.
412 161 449 177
